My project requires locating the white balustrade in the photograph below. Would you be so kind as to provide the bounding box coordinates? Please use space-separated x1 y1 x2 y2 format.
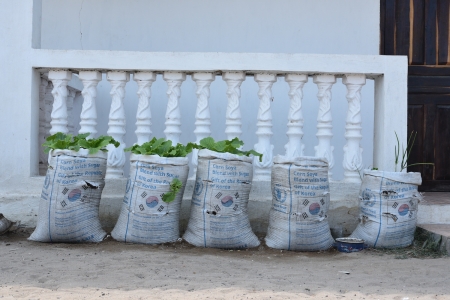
342 74 366 182
79 71 102 138
191 72 215 178
223 72 245 140
106 71 130 178
38 70 375 182
284 74 307 158
163 72 186 144
313 74 336 178
253 73 277 181
48 70 72 135
36 58 403 185
134 72 156 145
67 88 76 135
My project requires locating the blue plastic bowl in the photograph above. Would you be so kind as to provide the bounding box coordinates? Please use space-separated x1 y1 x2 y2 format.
335 238 366 253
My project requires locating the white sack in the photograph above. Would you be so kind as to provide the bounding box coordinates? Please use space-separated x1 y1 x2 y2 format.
265 155 334 251
29 149 107 243
349 170 422 248
111 154 189 244
183 149 260 249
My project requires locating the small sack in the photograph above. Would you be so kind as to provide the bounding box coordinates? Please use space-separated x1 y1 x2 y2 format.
349 170 422 248
265 156 334 251
0 214 13 235
183 149 260 249
111 154 189 244
29 149 107 243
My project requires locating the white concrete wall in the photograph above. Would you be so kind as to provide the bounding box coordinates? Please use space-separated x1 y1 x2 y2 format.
39 0 379 180
41 0 379 54
0 0 41 180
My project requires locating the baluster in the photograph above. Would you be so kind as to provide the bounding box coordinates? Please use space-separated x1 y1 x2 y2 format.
79 71 102 138
342 74 366 182
106 71 130 178
254 73 277 181
285 74 308 158
66 88 76 135
48 70 72 135
134 72 156 145
39 76 49 175
223 72 245 140
163 72 186 144
191 72 215 178
313 74 336 178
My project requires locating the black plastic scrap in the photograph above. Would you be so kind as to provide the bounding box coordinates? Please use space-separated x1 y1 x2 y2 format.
381 190 397 197
84 181 99 189
382 212 399 222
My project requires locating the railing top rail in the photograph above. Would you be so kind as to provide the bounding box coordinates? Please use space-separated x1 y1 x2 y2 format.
32 50 407 78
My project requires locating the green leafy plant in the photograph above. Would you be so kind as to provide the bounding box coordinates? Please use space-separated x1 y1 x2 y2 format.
394 131 434 172
197 137 263 162
125 137 195 157
162 178 182 203
43 132 120 154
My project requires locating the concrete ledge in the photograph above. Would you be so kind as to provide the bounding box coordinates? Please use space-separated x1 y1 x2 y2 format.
417 224 450 254
417 192 450 225
0 177 361 235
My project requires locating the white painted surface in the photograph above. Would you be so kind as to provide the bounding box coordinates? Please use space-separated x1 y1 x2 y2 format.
48 70 72 135
418 205 450 225
1 0 412 232
0 0 40 178
105 71 130 178
38 0 380 180
342 74 366 182
41 0 379 55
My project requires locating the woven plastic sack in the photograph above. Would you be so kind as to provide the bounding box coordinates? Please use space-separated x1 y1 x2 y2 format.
29 149 107 243
111 154 189 244
183 149 260 249
349 170 422 248
265 155 334 251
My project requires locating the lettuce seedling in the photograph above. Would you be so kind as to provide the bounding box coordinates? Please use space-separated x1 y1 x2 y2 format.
125 137 195 157
197 137 263 162
43 132 120 154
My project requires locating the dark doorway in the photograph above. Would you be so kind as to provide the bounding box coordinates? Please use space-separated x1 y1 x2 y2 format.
381 0 450 191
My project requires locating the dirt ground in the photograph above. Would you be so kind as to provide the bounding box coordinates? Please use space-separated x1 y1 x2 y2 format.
0 228 449 300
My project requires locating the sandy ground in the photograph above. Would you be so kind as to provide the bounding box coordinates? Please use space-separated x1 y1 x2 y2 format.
1 229 449 300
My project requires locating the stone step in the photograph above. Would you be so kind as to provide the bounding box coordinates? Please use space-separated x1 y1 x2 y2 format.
418 192 450 224
416 223 450 254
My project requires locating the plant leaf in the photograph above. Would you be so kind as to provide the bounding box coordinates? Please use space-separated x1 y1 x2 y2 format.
197 137 262 160
42 132 120 154
125 138 194 157
162 178 182 203
199 137 216 149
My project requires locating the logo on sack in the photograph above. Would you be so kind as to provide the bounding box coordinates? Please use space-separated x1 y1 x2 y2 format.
274 187 287 203
309 202 321 215
398 204 409 216
362 190 376 207
67 189 82 202
194 181 203 196
145 196 159 208
125 179 131 193
221 195 234 207
44 174 50 189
